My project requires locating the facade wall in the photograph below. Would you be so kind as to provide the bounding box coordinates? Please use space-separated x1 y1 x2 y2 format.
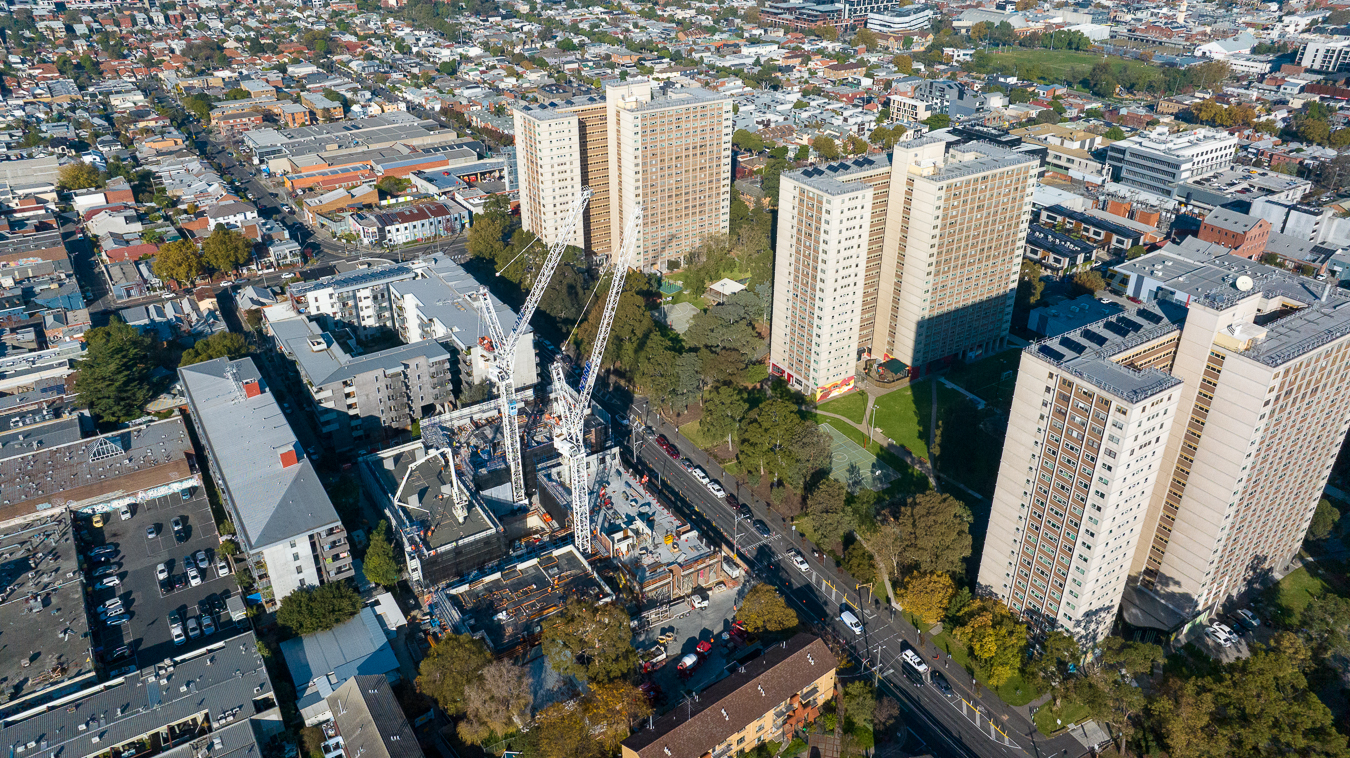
513 109 584 249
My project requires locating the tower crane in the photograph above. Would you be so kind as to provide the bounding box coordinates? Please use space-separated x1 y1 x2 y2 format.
475 187 591 507
551 205 642 554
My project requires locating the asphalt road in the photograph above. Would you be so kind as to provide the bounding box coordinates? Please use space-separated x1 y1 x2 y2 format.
604 399 1087 758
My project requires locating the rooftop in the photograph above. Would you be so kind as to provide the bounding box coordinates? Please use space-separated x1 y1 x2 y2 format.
288 264 414 298
280 608 399 695
326 677 423 758
373 445 502 554
0 509 93 710
178 358 340 553
444 544 613 653
1029 301 1188 403
789 152 894 195
269 315 451 388
0 631 274 758
0 418 193 524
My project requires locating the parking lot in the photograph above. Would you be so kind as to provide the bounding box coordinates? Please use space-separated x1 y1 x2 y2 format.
81 487 243 669
636 582 754 703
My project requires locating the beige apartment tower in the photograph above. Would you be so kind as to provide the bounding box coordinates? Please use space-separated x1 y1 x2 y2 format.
769 136 1038 400
513 81 732 270
978 248 1350 643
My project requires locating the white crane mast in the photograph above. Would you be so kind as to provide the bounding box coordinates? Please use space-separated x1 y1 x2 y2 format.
476 188 591 506
553 205 642 554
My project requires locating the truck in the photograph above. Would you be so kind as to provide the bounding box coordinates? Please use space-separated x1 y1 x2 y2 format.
640 645 668 673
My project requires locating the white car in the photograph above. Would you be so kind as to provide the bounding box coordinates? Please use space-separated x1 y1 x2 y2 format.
1212 621 1237 639
186 617 201 639
707 481 726 498
1205 626 1232 648
119 505 132 520
216 558 230 578
693 468 710 484
97 576 121 588
790 550 810 573
171 622 185 645
156 563 169 580
187 566 202 587
195 550 208 568
689 591 709 609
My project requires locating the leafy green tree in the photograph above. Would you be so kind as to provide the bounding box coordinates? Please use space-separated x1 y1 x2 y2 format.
223 88 249 100
541 599 636 684
952 598 1027 686
362 520 400 587
201 225 253 273
737 583 799 633
700 385 747 448
1017 260 1045 308
417 633 491 715
738 398 832 493
275 581 362 635
732 128 764 153
182 93 214 120
874 491 972 577
74 318 155 424
923 113 950 130
897 571 954 624
58 161 105 190
153 239 203 286
794 145 810 161
1307 498 1340 541
842 541 876 584
179 332 249 366
1026 631 1080 703
806 478 852 546
1072 270 1107 295
812 135 841 161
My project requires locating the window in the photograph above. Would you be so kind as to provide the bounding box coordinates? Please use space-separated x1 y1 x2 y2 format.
296 566 304 574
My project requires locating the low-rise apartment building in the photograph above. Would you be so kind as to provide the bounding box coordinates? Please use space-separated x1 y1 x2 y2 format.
620 634 837 758
350 202 460 246
267 312 455 452
180 357 354 607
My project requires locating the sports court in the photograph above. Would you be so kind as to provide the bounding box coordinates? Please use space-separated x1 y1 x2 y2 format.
820 423 899 492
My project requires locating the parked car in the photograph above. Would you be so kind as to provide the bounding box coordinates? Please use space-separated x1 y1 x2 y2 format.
90 545 117 556
216 558 230 578
201 614 216 636
707 481 726 498
171 517 185 541
170 619 185 645
92 565 120 577
186 617 201 638
97 576 121 589
1205 626 1233 648
119 505 132 520
735 502 752 520
106 645 134 663
690 590 709 609
146 525 158 539
789 550 810 573
931 671 955 698
105 614 131 627
1236 609 1261 629
195 550 208 568
156 563 169 580
187 566 201 587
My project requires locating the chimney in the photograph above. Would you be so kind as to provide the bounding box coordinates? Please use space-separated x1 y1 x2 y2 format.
242 379 262 399
278 446 299 468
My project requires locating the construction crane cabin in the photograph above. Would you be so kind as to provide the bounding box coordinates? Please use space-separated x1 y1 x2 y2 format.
473 188 592 508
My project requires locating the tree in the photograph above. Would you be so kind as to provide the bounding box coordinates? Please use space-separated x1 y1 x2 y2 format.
701 385 747 448
541 599 636 684
1126 244 1148 260
870 125 901 150
732 128 764 153
153 239 203 286
845 134 868 155
1017 260 1045 308
417 633 491 715
922 113 950 130
223 87 249 100
1025 631 1080 703
952 598 1027 686
73 318 155 424
813 135 841 161
275 581 362 636
1307 498 1340 541
842 541 876 584
1072 270 1107 295
457 661 532 742
794 145 810 162
58 161 104 190
467 213 508 263
583 681 652 751
805 478 852 547
892 54 913 73
201 225 253 273
179 332 249 366
530 702 597 758
376 175 410 194
874 492 972 578
363 519 400 587
737 583 799 633
898 571 954 624
841 681 876 731
738 399 831 491
854 28 878 50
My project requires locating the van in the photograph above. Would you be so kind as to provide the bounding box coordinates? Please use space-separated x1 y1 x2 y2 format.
840 609 863 635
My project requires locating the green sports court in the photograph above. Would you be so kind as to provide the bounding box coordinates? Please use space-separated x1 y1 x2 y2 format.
820 424 899 492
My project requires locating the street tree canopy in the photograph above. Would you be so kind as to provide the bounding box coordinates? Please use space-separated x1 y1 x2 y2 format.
178 332 249 367
737 583 798 633
152 239 203 288
417 633 491 716
201 225 253 273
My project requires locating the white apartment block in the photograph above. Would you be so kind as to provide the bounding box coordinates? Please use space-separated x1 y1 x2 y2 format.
1105 127 1238 199
608 81 734 272
1298 39 1350 73
512 107 585 249
977 302 1186 642
287 264 414 333
980 248 1350 644
770 160 880 399
886 95 931 124
866 4 934 34
769 137 1037 398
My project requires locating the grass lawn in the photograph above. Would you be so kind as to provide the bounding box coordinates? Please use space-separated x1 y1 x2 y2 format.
680 419 732 454
1270 566 1329 619
1033 697 1093 736
818 392 868 424
933 632 1043 707
941 349 1022 411
983 47 1155 85
872 381 932 460
810 417 931 497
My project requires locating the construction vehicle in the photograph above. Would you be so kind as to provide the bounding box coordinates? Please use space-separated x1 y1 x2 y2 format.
474 188 591 506
549 205 642 553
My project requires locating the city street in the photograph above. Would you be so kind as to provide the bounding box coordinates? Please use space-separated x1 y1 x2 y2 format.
605 399 1089 758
